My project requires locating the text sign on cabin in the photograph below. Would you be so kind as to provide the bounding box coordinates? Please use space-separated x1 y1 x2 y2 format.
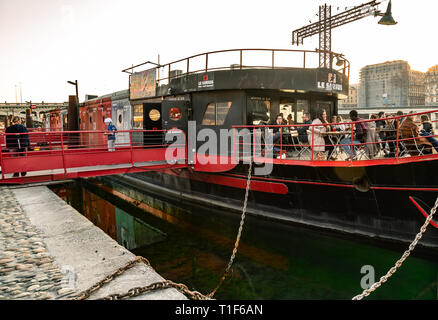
198 73 214 90
317 72 343 91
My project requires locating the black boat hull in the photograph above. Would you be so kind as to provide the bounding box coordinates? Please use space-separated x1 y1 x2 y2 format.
119 160 438 247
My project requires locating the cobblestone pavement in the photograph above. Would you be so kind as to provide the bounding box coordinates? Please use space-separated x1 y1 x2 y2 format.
0 187 77 300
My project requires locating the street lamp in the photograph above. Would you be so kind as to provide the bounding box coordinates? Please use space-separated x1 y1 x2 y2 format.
25 100 33 128
67 80 79 99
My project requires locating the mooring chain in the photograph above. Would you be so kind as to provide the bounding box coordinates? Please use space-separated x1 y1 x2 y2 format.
207 158 253 298
100 280 209 300
73 256 210 300
72 158 253 301
352 195 438 300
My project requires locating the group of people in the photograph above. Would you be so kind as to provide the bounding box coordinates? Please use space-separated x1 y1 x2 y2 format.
270 109 438 160
4 116 30 177
1 116 118 178
373 111 438 157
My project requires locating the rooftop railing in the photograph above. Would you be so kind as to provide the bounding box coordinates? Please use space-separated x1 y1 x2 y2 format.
124 48 350 86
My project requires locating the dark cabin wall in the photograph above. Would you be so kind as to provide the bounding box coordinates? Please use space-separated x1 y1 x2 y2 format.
192 90 245 157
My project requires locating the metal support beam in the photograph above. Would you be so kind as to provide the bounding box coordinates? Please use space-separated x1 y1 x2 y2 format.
319 4 332 69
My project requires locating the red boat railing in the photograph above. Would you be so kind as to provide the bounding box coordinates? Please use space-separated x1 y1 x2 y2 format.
2 109 438 184
232 109 438 166
0 129 186 183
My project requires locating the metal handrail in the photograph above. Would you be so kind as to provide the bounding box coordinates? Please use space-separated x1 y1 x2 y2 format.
232 109 438 163
126 48 350 83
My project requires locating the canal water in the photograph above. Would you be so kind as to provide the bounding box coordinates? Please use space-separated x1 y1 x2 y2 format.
49 179 438 300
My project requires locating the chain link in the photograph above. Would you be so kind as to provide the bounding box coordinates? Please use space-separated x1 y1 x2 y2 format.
352 196 438 300
207 159 252 298
73 256 211 300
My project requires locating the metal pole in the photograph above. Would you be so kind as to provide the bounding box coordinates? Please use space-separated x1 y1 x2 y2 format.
60 132 67 176
350 124 354 163
0 132 4 180
129 131 134 168
74 81 79 133
396 118 400 159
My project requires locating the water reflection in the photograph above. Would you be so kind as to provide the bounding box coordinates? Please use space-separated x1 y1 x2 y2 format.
50 179 438 300
54 182 166 250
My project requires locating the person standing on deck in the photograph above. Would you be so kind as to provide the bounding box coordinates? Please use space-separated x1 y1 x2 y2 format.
6 116 30 177
104 118 117 152
340 110 368 160
308 109 330 160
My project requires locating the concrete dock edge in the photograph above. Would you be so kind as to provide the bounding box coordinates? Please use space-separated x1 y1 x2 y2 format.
9 185 187 300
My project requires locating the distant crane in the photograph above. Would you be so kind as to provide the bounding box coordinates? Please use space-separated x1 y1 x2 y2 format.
292 0 397 69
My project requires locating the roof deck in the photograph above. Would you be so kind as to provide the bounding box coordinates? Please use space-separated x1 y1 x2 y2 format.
125 48 351 99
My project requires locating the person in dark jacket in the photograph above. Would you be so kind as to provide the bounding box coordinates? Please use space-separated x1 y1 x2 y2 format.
297 112 312 143
6 116 30 177
420 114 438 152
340 110 368 160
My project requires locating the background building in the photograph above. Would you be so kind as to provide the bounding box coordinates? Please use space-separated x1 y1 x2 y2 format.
358 60 425 109
426 65 438 106
338 84 358 109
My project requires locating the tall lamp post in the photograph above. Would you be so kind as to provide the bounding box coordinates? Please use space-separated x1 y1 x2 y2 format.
67 80 80 132
67 80 79 101
25 100 33 128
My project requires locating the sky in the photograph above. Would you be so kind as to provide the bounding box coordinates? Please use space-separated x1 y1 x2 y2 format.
0 0 437 103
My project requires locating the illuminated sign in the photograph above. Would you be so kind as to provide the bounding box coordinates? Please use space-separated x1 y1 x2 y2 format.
130 68 157 100
317 72 343 91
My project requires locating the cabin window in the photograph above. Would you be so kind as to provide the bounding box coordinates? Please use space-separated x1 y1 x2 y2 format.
202 101 232 126
247 97 271 125
296 100 310 123
149 109 161 121
133 105 143 129
316 101 333 121
169 107 182 121
280 98 298 124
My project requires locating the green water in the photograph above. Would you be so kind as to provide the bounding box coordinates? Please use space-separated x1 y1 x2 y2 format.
50 179 438 300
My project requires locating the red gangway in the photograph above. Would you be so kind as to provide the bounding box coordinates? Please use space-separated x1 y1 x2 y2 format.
0 129 187 184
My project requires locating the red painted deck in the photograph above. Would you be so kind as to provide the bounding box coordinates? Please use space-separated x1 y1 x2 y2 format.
0 130 187 184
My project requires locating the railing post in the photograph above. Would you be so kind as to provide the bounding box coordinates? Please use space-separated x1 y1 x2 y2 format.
129 131 134 168
233 127 236 163
280 126 283 159
303 52 306 68
0 133 4 180
311 126 314 161
184 130 188 165
272 50 275 69
396 118 400 159
60 132 67 176
240 50 243 70
205 54 208 72
350 124 354 163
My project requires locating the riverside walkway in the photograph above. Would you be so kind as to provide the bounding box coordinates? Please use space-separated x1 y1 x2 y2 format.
0 185 186 300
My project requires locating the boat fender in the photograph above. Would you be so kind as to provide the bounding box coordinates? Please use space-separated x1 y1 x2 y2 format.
352 176 370 193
